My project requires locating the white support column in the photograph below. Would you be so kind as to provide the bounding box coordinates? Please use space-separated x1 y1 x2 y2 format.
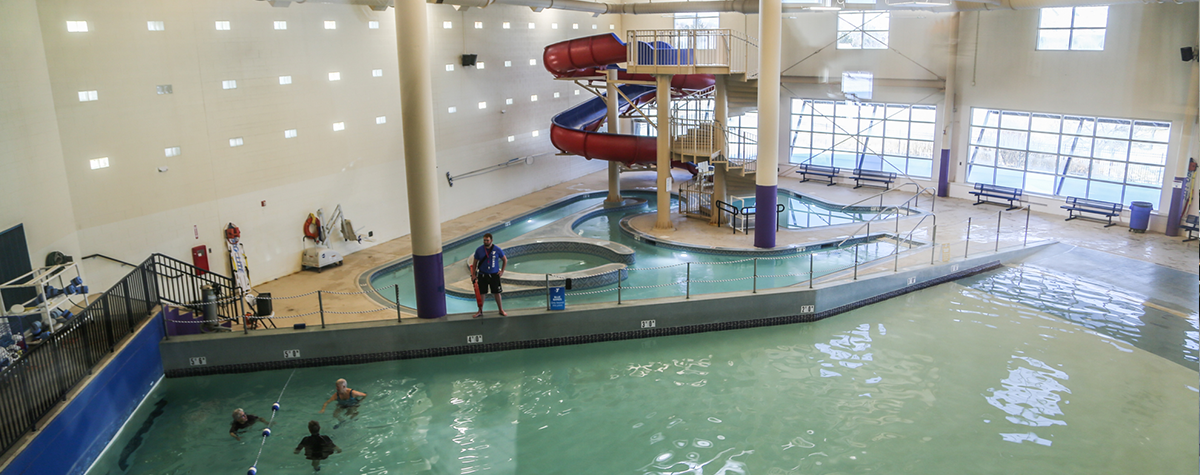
935 12 960 198
654 74 675 230
396 0 446 318
606 68 622 204
754 0 781 248
711 76 728 226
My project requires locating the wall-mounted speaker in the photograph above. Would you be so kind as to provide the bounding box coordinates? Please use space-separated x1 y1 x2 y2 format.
1182 46 1196 62
461 54 478 67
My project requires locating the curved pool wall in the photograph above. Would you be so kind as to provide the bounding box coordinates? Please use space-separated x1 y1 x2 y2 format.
365 189 925 312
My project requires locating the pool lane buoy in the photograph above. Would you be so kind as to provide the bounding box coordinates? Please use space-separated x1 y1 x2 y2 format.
262 428 271 437
272 402 280 412
304 214 322 241
247 466 257 475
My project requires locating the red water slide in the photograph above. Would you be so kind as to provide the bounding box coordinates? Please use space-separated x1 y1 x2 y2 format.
543 34 714 171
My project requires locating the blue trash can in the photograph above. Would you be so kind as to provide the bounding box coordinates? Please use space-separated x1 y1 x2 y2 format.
1129 201 1153 233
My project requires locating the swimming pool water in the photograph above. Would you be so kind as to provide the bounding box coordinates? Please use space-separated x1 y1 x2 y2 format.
371 192 901 314
507 252 611 274
731 191 906 230
89 267 1198 474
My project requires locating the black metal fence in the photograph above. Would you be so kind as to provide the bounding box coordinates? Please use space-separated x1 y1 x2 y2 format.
0 253 237 457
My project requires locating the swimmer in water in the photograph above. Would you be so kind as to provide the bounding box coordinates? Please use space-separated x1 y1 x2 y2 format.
294 420 341 471
229 408 268 441
319 379 367 428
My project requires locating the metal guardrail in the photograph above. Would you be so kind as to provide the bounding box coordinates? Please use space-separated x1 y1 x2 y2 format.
0 253 240 458
626 29 758 77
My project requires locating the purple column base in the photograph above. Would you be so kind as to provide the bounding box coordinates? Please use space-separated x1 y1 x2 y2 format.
412 253 447 319
754 185 778 249
937 149 951 198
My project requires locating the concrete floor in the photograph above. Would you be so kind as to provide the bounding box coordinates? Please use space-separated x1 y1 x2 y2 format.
250 169 1198 328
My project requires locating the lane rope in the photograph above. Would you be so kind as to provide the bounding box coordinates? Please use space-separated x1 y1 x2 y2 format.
247 369 296 475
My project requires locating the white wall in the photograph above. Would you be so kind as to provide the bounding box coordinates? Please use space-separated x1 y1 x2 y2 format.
0 0 83 272
952 5 1198 225
3 0 618 290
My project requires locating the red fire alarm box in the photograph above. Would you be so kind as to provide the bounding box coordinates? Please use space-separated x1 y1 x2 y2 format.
191 245 209 275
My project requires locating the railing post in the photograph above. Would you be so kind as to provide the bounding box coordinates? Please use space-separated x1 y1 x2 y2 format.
685 263 691 299
930 218 937 265
101 294 115 352
239 289 248 335
752 258 758 294
809 253 814 289
894 207 901 272
965 217 972 258
395 285 402 322
121 280 133 336
854 244 859 280
995 211 1002 253
317 290 325 329
617 269 622 304
1024 207 1030 247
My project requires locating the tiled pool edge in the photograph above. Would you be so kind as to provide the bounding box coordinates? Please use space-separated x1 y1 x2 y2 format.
161 245 1051 378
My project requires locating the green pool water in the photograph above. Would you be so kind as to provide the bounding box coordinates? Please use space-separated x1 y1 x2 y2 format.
506 252 611 274
371 191 903 314
88 267 1198 475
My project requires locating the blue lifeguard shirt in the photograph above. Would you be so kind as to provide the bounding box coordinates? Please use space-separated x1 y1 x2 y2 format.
473 245 505 274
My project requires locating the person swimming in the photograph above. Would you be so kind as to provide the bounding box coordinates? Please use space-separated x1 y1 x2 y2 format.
294 420 341 471
319 379 367 428
228 408 268 441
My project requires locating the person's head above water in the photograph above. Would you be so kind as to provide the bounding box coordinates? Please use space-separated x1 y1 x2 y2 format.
308 420 321 435
335 379 347 391
232 408 247 421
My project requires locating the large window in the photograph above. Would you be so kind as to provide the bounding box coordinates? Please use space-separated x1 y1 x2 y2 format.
967 108 1168 207
837 11 889 50
674 13 719 30
790 99 936 178
726 113 758 162
1037 7 1107 51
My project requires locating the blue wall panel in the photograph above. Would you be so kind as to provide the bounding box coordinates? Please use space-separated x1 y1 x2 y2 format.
2 313 164 475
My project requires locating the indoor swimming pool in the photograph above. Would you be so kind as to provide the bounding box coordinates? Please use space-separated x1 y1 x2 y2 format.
87 263 1199 474
369 191 910 314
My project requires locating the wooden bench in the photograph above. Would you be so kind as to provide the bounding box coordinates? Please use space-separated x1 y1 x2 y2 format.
969 183 1023 210
1181 214 1198 242
796 164 841 186
1061 196 1123 227
852 169 896 190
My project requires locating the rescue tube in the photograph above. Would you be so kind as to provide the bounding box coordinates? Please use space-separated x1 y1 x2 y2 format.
304 214 322 241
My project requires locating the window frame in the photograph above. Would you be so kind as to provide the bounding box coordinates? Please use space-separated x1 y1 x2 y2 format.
789 98 936 179
836 11 890 50
1036 6 1108 51
966 106 1169 208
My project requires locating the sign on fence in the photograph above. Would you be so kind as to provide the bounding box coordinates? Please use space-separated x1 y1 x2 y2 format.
549 287 566 311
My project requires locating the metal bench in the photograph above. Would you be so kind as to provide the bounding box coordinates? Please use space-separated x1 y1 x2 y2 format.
1061 196 1123 227
1181 214 1198 242
796 164 841 186
851 169 896 190
969 183 1023 210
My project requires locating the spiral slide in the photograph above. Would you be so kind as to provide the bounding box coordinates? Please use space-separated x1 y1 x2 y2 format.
543 34 715 173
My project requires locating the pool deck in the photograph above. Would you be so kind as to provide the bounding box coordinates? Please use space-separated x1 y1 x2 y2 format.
248 169 1198 328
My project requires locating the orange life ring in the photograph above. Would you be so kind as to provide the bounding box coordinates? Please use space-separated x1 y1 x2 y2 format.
304 214 321 240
